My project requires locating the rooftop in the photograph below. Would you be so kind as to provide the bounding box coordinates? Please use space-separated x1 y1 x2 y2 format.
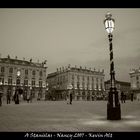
0 57 47 68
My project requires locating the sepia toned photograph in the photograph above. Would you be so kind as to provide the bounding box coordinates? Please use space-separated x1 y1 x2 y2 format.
0 8 140 134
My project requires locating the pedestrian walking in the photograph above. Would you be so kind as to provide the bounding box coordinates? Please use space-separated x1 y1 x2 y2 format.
12 89 15 101
66 94 69 104
30 92 32 103
14 89 19 104
0 88 3 107
123 93 126 103
27 91 30 103
7 89 11 104
70 92 72 105
131 92 134 102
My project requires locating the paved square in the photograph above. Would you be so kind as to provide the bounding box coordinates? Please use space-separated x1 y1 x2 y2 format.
0 100 140 131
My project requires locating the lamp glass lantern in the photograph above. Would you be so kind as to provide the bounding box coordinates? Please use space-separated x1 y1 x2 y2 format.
17 70 21 77
104 13 115 34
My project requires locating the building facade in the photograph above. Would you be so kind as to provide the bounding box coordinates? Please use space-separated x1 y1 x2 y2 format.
47 65 105 101
105 80 131 99
129 68 140 99
0 55 47 101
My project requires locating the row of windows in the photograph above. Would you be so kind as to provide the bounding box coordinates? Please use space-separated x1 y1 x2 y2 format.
57 75 103 83
0 78 43 87
72 75 103 81
0 67 44 76
74 83 103 89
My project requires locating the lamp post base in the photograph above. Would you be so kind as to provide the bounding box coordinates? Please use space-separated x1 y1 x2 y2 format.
107 103 121 120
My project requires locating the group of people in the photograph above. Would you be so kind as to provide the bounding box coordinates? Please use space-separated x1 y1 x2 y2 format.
0 88 33 107
121 91 134 103
121 91 126 103
0 88 20 106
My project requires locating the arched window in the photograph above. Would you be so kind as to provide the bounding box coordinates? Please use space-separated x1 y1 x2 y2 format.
25 69 28 75
9 67 13 73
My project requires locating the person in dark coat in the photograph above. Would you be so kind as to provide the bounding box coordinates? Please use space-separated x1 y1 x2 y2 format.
131 92 134 102
14 89 19 104
7 89 11 104
123 93 126 103
70 92 72 105
0 89 3 106
30 92 32 103
26 91 30 103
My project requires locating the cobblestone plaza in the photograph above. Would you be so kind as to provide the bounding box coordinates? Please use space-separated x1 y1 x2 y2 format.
0 100 140 132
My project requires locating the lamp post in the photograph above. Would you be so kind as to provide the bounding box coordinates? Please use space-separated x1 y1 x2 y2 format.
104 13 121 120
16 69 21 89
45 83 49 101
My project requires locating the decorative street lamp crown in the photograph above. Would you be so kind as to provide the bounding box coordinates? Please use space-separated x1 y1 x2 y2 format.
104 13 115 34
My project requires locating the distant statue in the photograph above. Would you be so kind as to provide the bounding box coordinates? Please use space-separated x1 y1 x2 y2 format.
44 60 47 64
7 55 10 59
30 58 32 62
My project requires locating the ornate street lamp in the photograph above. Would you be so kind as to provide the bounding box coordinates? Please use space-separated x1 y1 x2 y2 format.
104 13 121 120
45 83 49 101
16 69 21 90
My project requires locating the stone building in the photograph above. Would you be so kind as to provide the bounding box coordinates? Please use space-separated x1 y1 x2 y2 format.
47 65 105 101
129 68 140 99
0 55 47 101
105 80 131 100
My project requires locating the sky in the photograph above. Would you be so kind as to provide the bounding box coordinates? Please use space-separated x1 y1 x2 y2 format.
0 8 140 82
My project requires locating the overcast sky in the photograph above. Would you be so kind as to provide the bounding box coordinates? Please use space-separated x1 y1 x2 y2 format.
0 8 140 82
